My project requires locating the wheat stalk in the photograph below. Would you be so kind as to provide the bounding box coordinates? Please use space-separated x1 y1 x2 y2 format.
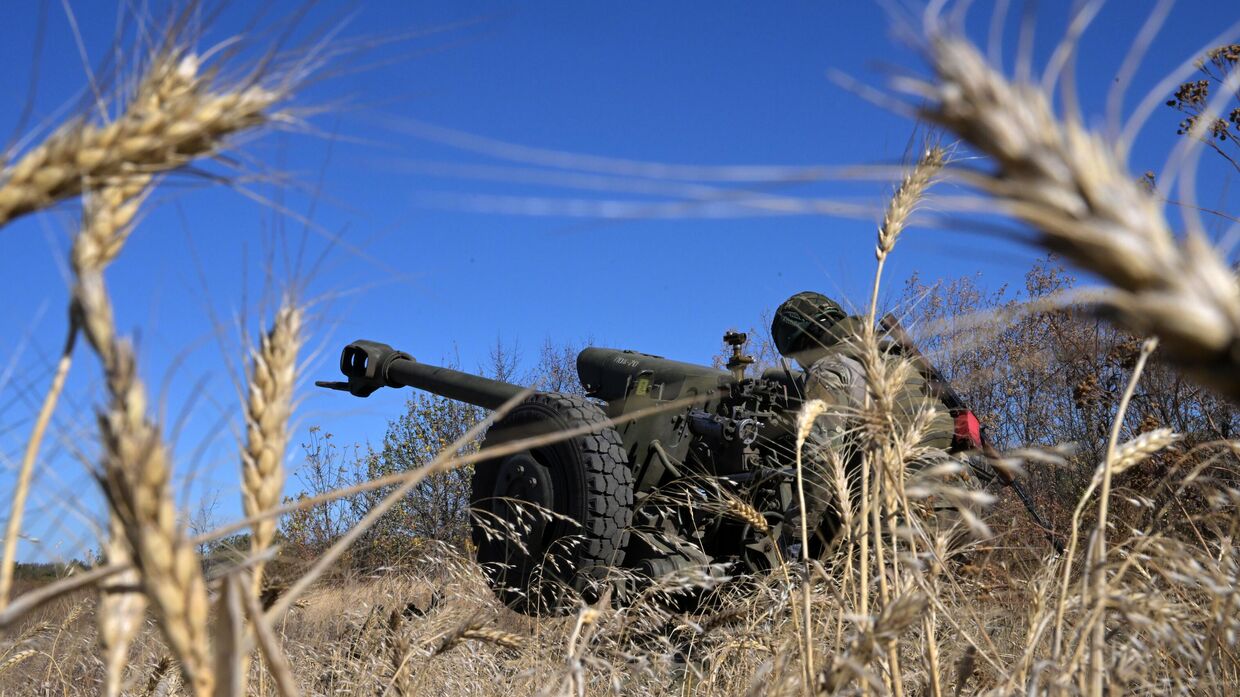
55 36 296 697
240 578 298 697
238 317 306 697
0 17 314 697
1087 338 1157 694
70 172 213 697
241 299 303 596
853 334 933 604
795 398 830 689
0 170 156 694
212 573 247 697
0 328 76 610
912 31 1240 400
53 174 152 697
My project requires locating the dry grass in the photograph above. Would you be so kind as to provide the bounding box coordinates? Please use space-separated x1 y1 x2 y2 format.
2 4 1238 697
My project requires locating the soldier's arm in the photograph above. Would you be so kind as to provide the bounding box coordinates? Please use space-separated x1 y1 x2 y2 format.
802 353 868 446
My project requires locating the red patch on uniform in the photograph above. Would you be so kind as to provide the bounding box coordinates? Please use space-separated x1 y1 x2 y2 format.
954 411 982 449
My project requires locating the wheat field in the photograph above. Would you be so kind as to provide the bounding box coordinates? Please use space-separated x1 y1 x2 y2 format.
2 3 1238 696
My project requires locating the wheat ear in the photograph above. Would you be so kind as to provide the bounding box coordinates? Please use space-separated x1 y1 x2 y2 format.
861 139 944 692
876 145 946 261
53 174 152 697
99 518 147 697
70 40 291 696
430 617 525 656
141 657 173 697
2 36 270 609
914 31 1240 400
211 573 247 697
1109 427 1182 477
241 299 303 596
386 610 413 696
724 498 771 535
818 592 929 693
73 182 213 695
0 649 37 677
867 144 946 326
92 337 215 697
0 48 277 229
460 626 524 650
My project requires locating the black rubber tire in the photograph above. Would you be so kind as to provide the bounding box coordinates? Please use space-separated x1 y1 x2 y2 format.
470 392 633 615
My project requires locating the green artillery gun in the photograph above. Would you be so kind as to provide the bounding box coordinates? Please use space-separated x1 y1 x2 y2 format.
319 320 1055 615
318 332 807 613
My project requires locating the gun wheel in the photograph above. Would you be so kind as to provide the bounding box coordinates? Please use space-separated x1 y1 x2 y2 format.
470 392 633 615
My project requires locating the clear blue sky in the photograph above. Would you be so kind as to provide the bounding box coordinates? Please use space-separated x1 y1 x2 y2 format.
1 1 1233 562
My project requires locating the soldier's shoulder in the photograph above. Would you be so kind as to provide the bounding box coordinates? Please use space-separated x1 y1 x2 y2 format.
806 351 867 387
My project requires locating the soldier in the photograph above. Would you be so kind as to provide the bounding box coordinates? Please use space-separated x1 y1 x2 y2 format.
770 291 977 553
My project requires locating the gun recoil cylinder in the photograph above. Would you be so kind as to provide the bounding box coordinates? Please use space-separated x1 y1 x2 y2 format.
687 410 759 446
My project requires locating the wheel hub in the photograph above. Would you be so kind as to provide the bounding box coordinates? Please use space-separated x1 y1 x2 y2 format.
493 451 554 547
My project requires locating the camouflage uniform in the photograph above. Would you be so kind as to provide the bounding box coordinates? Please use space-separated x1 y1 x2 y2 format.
772 293 960 548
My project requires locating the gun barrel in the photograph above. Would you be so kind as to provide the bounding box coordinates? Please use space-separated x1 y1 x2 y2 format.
327 340 524 409
386 358 525 410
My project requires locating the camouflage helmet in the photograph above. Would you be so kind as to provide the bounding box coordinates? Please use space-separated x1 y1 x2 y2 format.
771 291 848 357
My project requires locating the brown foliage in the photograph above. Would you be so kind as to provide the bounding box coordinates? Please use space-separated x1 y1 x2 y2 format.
899 258 1238 535
1165 44 1240 172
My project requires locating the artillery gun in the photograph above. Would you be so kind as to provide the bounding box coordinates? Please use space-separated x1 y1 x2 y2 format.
318 322 1057 614
318 332 809 614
